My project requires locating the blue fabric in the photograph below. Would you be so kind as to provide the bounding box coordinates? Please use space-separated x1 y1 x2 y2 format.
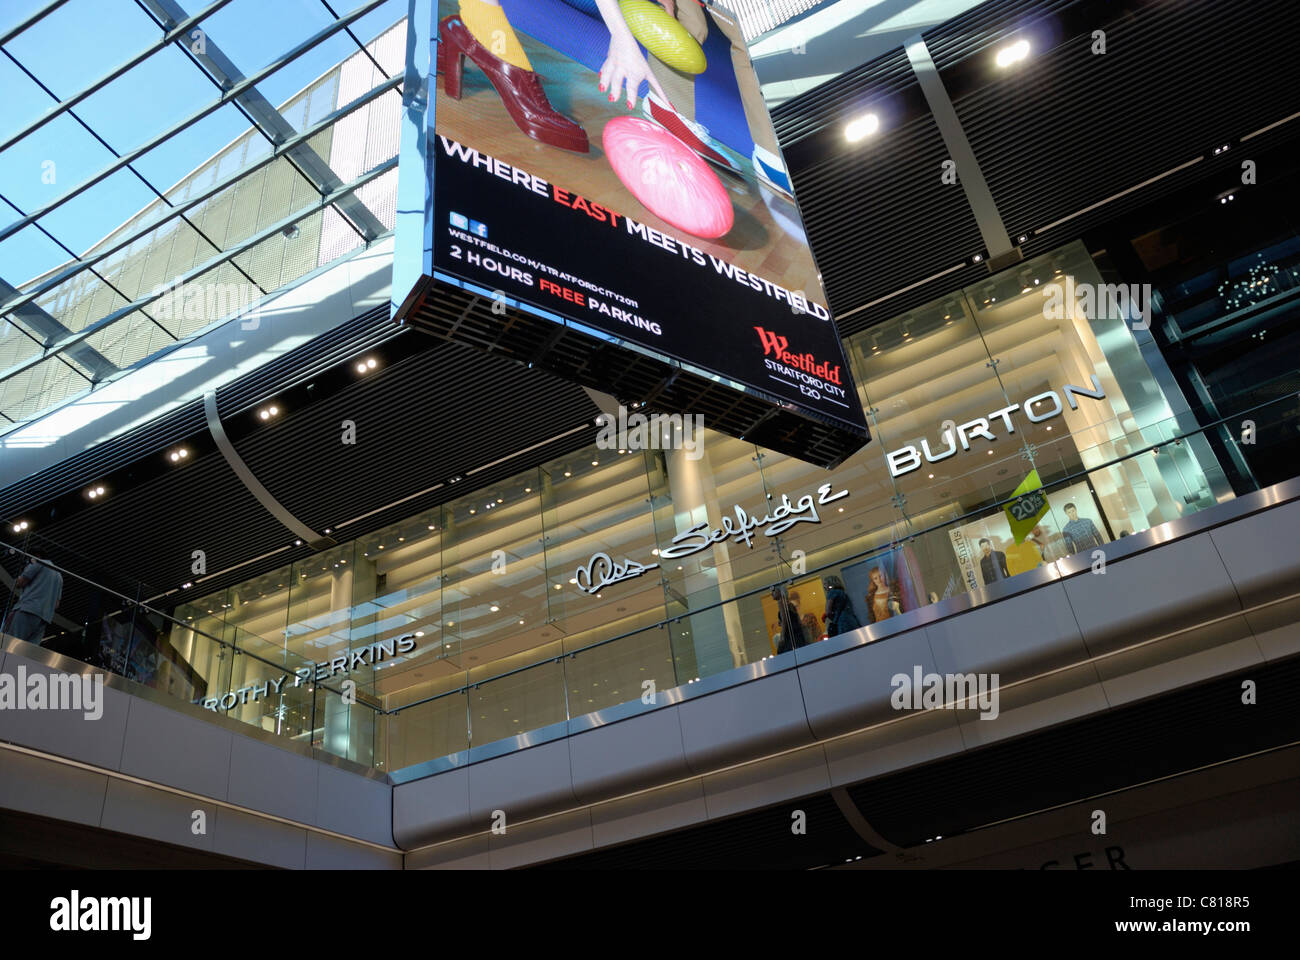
693 12 752 156
557 0 601 15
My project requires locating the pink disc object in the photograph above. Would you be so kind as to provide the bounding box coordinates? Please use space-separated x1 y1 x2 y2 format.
602 116 734 239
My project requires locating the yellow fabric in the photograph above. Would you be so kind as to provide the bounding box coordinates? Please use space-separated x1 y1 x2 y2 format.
459 0 531 70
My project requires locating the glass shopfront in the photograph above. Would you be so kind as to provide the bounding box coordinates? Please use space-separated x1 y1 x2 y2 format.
167 240 1267 770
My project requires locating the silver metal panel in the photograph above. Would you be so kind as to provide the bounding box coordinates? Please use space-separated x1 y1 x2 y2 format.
405 832 491 869
926 581 1089 684
1209 498 1300 607
316 762 395 848
567 704 690 805
467 739 576 826
226 735 319 825
0 746 109 827
1244 595 1300 662
700 742 831 821
118 696 234 800
391 0 434 316
391 765 470 849
677 669 814 775
822 705 964 789
304 829 402 869
0 649 131 770
212 805 308 870
204 390 323 544
99 777 219 852
1091 614 1264 709
1062 532 1241 656
904 33 1012 259
3 633 388 781
588 778 709 852
488 807 594 870
465 719 571 765
565 684 686 734
952 659 1110 753
796 623 938 740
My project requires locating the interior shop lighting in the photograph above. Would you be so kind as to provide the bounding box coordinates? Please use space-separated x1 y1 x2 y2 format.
844 112 880 142
995 39 1030 68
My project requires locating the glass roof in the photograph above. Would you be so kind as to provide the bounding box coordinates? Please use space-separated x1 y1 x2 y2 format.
0 0 408 434
0 0 826 436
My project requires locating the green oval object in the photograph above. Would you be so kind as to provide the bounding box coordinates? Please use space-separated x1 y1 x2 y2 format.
619 0 707 75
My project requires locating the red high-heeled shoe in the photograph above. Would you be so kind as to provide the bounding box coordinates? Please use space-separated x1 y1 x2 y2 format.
438 16 589 154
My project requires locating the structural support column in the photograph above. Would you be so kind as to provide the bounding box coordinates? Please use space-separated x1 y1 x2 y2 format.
664 433 746 677
905 34 1017 269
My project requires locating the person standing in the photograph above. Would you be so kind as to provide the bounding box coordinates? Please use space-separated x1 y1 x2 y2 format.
822 574 861 636
1061 503 1106 554
978 538 1010 585
6 557 64 647
770 584 806 654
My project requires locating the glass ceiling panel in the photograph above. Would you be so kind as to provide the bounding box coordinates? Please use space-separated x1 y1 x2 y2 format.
75 42 225 162
198 0 350 103
0 224 71 290
0 112 115 231
0 39 52 137
2 0 159 98
0 2 48 39
129 102 256 203
0 0 408 431
38 167 160 259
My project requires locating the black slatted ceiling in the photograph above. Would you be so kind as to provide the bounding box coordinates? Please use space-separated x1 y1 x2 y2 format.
232 340 598 538
850 655 1300 848
536 791 878 870
0 304 402 520
10 316 600 608
772 0 1300 337
949 0 1300 245
541 654 1300 868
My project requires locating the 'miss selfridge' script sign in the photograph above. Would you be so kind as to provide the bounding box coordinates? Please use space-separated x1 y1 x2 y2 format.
574 482 849 594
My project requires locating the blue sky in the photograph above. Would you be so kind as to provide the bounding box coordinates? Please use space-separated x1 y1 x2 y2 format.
0 0 407 287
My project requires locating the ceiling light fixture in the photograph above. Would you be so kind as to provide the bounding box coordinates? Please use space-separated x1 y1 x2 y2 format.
994 38 1030 68
844 112 879 142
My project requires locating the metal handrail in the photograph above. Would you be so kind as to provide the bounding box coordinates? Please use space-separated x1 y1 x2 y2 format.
386 390 1298 715
1 544 371 707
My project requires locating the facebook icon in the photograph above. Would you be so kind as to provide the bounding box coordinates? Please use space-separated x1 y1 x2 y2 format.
469 219 488 238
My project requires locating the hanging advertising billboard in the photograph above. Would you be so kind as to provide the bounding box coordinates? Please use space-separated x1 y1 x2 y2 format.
413 0 868 447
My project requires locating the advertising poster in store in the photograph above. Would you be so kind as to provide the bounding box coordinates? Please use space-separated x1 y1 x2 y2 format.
951 479 1099 584
430 0 866 432
841 544 926 627
760 575 828 653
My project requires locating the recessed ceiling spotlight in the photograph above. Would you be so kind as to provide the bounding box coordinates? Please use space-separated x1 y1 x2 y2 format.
11 520 30 533
995 38 1030 68
167 447 189 462
844 112 879 142
490 605 500 612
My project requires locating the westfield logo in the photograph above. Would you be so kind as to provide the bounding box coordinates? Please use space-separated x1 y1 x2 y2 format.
754 327 842 384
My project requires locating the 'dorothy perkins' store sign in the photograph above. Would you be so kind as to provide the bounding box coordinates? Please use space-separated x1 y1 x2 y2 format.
198 636 417 712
